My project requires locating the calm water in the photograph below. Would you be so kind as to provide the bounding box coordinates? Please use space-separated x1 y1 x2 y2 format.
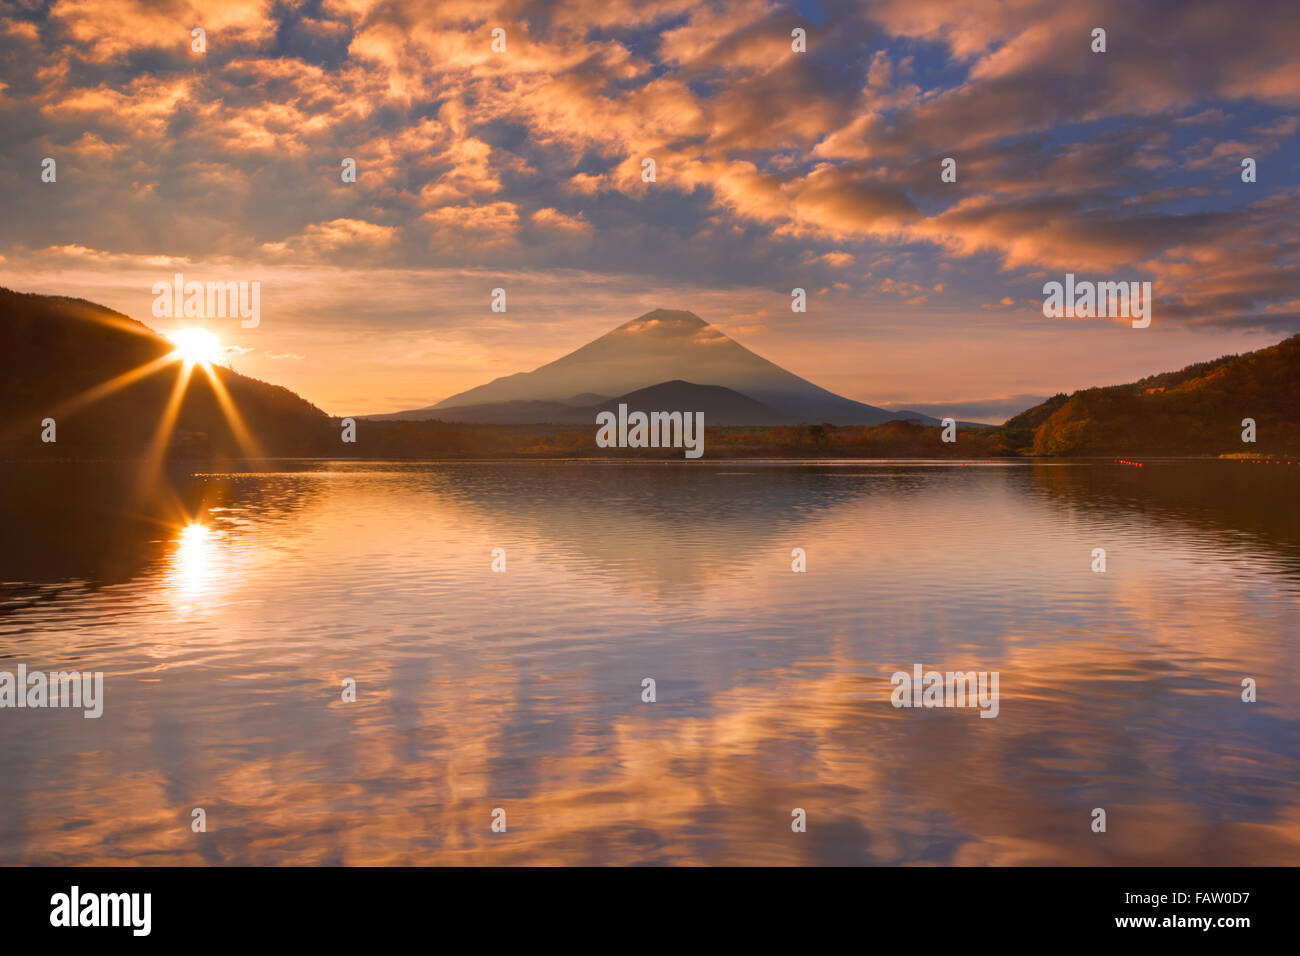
1 459 1298 865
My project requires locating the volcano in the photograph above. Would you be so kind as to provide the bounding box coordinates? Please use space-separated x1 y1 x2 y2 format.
368 309 925 425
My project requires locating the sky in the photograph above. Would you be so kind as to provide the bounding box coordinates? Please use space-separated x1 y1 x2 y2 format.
0 0 1297 420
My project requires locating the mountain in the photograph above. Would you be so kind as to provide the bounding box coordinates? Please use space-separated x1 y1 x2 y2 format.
0 287 332 458
367 380 795 426
999 333 1300 455
380 309 916 425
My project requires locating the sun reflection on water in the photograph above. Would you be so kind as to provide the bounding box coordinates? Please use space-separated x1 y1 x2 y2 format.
171 522 216 603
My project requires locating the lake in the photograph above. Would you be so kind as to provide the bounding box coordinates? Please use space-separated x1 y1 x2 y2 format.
1 459 1298 864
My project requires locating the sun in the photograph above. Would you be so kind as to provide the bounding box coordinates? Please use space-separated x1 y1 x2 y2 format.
167 328 223 367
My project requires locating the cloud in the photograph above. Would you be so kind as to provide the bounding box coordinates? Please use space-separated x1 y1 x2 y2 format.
0 0 1296 336
531 208 592 236
422 201 520 245
291 218 398 251
47 0 275 63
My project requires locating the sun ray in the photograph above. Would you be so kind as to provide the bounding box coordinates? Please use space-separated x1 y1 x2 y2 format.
0 351 177 449
46 352 176 419
137 360 196 493
199 362 265 461
10 319 266 483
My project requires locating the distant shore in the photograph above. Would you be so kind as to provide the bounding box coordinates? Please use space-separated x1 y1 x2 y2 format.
6 406 1300 464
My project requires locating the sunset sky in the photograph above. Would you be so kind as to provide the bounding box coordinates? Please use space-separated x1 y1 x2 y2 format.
1 0 1297 419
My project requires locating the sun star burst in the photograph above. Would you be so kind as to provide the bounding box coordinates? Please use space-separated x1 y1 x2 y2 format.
167 328 223 367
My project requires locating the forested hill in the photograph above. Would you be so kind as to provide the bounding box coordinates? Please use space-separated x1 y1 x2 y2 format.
998 334 1300 456
0 288 332 458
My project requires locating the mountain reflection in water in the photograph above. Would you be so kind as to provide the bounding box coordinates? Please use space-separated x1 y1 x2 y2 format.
1 460 1297 864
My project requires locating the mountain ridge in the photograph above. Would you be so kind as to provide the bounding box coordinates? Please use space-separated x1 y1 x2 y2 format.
0 286 331 458
1000 333 1300 455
